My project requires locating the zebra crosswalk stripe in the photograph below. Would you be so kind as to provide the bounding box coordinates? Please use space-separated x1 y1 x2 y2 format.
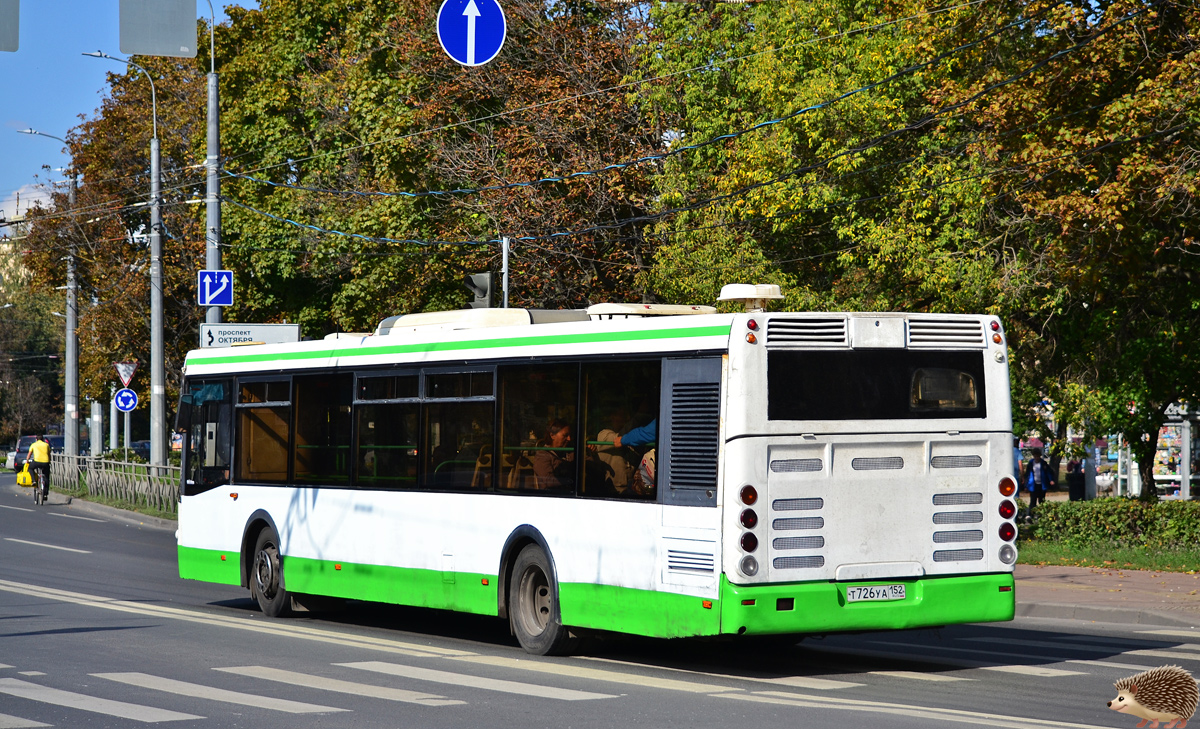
93 672 349 714
0 678 201 723
338 661 618 701
0 712 50 729
214 666 464 707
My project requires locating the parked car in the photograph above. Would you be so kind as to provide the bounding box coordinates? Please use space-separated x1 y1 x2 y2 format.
129 440 151 461
12 435 64 472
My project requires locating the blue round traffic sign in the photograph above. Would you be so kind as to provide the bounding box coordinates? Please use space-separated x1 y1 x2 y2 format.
437 0 506 67
115 388 139 413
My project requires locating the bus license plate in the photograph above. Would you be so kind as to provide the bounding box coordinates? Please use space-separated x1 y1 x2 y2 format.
846 584 906 603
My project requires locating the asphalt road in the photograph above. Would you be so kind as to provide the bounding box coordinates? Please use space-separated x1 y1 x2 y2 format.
0 473 1193 729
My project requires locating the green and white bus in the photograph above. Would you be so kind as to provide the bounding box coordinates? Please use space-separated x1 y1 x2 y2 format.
176 286 1018 654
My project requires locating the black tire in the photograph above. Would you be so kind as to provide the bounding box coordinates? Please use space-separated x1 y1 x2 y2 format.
508 544 576 655
250 528 290 618
32 481 40 505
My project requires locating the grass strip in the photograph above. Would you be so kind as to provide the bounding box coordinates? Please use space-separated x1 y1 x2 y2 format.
1018 539 1200 573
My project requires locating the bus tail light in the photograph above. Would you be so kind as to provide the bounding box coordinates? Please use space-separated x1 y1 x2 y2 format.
740 556 759 576
998 500 1016 519
740 532 758 552
740 509 758 529
740 485 758 505
998 477 1016 497
746 332 758 344
747 319 758 331
999 544 1017 564
999 522 1016 542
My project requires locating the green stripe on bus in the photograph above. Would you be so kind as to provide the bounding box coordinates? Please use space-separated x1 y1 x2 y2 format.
718 572 1014 635
185 325 733 367
178 545 242 586
281 556 499 616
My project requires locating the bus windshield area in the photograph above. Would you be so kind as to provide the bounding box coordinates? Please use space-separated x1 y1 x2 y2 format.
767 350 986 421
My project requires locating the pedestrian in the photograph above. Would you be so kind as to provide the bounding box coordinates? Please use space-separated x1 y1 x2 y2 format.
1066 459 1085 501
1022 447 1055 518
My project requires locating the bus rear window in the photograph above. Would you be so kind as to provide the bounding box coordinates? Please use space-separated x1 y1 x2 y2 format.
767 350 986 421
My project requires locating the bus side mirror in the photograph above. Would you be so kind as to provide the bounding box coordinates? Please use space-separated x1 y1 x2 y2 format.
175 396 192 431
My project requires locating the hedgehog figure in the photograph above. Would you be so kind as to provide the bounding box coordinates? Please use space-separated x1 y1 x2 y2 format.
1108 665 1199 728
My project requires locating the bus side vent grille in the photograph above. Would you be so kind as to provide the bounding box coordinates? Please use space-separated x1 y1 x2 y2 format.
766 318 848 348
770 458 823 473
666 549 715 573
932 492 983 506
773 517 824 530
931 455 983 469
773 556 825 569
851 456 904 470
933 511 983 524
773 536 825 550
933 530 984 544
667 382 720 489
907 318 985 348
772 497 824 511
933 549 984 562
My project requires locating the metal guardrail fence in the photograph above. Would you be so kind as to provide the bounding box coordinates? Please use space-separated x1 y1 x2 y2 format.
50 454 180 514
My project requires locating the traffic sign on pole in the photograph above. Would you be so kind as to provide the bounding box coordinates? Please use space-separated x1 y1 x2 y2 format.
115 388 139 412
114 361 138 388
197 269 233 307
0 0 18 52
437 0 506 67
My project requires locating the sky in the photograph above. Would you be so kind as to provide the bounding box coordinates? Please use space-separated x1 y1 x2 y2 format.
0 1 254 228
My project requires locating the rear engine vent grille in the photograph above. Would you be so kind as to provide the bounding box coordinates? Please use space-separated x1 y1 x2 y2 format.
766 318 848 348
933 530 984 544
933 511 983 524
773 498 824 511
773 556 825 569
852 457 904 470
932 492 983 506
931 455 983 469
907 318 986 348
773 517 824 531
933 549 984 562
667 382 720 489
773 536 825 550
770 458 823 473
666 549 715 573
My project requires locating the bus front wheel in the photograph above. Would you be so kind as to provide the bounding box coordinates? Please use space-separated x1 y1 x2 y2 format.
251 528 290 618
509 544 576 656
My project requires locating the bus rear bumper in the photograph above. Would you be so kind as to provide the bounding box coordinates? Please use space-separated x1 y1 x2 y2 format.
719 572 1015 635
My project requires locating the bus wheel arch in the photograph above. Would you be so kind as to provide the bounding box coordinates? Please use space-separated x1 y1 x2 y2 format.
240 510 279 588
499 527 576 655
497 526 555 622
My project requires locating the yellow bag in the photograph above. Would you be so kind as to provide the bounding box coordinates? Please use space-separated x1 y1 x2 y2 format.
16 463 32 487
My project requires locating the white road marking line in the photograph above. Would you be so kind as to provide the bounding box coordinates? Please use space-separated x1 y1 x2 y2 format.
339 660 617 701
51 513 105 523
458 655 742 693
1140 629 1200 639
0 578 472 659
971 636 1200 655
1126 649 1200 661
869 640 1087 675
15 673 43 677
0 665 11 670
214 666 463 707
575 654 857 690
94 672 348 714
0 713 49 728
0 678 201 723
2 538 90 554
803 643 1085 676
0 505 33 512
1068 659 1159 671
713 690 1127 729
869 671 973 682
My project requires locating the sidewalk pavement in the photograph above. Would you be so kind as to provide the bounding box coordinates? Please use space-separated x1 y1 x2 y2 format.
1016 563 1200 628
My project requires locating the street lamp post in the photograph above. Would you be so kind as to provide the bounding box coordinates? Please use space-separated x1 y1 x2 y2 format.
83 51 165 469
16 129 78 461
203 0 222 326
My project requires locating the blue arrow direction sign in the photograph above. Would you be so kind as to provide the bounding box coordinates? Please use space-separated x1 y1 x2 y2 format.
197 269 234 307
115 388 139 413
437 0 506 67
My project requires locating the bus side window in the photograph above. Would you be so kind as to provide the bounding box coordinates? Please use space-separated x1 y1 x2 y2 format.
236 378 291 484
422 372 494 492
293 374 352 485
182 379 232 495
498 364 579 493
581 360 661 500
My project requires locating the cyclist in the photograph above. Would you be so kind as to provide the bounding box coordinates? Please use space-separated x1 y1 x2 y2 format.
26 434 51 502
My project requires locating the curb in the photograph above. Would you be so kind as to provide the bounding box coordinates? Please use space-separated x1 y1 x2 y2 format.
4 481 176 532
1017 601 1200 629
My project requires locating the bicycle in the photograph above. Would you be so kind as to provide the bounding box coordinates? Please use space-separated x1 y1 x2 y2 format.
31 466 46 506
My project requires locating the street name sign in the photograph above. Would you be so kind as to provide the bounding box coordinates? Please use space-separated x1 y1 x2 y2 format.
197 270 234 307
114 361 138 388
115 388 139 412
200 323 302 349
437 0 506 67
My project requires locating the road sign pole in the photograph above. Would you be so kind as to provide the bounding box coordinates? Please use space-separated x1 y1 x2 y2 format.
206 70 222 325
109 390 117 451
124 410 131 461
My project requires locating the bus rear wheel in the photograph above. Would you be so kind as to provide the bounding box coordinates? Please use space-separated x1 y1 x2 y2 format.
509 544 576 656
251 528 290 618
